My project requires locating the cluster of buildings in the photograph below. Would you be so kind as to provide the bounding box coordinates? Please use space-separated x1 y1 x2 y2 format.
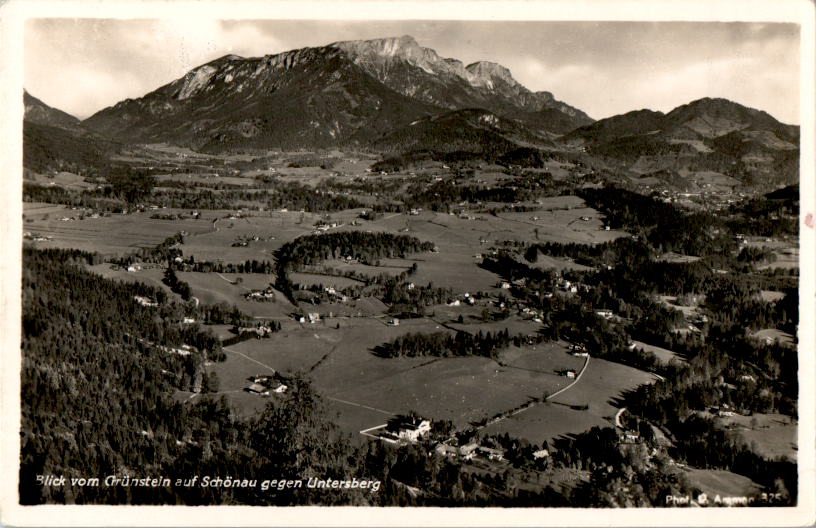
23 232 51 242
234 324 276 338
245 288 276 302
313 220 343 233
296 312 322 324
245 373 288 396
133 295 158 307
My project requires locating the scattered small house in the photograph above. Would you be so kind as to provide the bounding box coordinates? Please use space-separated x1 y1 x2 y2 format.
435 444 458 458
388 416 431 443
182 317 196 324
533 449 550 459
458 442 479 460
307 312 321 324
500 281 512 290
246 383 269 396
133 295 158 307
620 431 641 443
387 318 400 326
595 309 614 320
560 369 577 379
477 446 505 461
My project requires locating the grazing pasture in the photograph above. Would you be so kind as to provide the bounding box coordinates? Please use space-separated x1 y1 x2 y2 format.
25 171 98 190
23 205 213 255
319 339 581 432
631 340 683 364
528 254 593 272
715 413 797 461
752 328 795 347
483 358 658 443
177 271 295 318
682 468 763 499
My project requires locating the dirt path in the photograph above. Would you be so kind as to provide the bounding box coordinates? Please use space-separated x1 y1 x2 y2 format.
546 355 590 402
479 355 591 428
614 407 627 428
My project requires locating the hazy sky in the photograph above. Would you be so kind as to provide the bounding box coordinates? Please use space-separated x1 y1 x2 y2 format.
25 19 800 123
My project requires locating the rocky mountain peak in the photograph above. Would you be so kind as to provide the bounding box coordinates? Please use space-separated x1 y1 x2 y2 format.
331 35 450 76
465 61 518 88
333 35 421 57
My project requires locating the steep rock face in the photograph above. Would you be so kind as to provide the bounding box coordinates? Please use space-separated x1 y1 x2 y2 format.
331 36 593 132
83 35 593 149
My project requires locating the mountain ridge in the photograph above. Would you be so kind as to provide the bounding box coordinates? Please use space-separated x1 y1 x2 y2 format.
82 35 593 148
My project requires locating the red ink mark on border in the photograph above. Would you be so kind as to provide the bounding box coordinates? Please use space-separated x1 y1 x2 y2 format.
806 213 814 228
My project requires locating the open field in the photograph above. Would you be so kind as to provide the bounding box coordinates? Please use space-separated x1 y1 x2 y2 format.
289 272 366 289
328 354 573 430
447 316 546 338
657 252 702 264
715 413 797 461
528 253 593 272
631 340 683 364
483 358 658 443
752 328 795 347
759 247 799 270
179 210 338 262
759 290 786 302
658 295 701 320
177 271 296 318
247 324 585 433
321 339 579 432
23 203 214 255
211 317 445 420
25 171 98 190
321 258 412 277
682 468 763 499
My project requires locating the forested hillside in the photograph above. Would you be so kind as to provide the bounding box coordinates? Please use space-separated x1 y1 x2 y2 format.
20 249 364 505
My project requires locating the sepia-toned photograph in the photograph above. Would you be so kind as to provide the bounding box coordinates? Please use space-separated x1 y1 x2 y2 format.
1 0 814 526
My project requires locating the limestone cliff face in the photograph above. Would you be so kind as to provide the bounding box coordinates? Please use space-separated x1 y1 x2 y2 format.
82 35 593 150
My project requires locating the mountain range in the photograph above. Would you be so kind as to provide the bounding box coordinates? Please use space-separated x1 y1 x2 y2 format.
81 35 591 150
23 35 799 186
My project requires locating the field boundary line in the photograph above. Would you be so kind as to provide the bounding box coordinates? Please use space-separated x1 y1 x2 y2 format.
222 346 276 372
326 396 394 416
